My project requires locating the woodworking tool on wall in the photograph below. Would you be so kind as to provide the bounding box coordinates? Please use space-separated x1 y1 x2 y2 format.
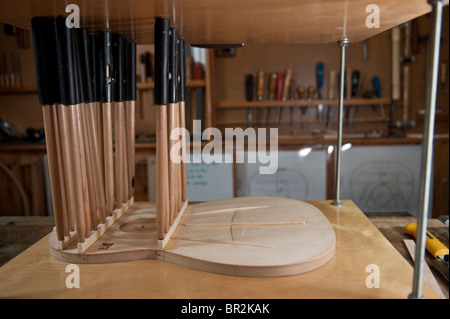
266 72 277 125
0 53 5 87
363 40 368 61
245 73 254 127
307 85 316 101
326 70 336 128
278 68 292 124
289 78 297 125
405 223 449 281
402 22 412 123
372 76 386 120
347 70 359 126
155 17 170 239
388 27 402 137
316 62 324 121
441 61 448 93
297 85 306 115
412 19 420 54
256 70 265 126
12 52 21 87
275 71 285 124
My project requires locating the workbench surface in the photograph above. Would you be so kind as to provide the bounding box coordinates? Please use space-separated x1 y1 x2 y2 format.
0 200 443 299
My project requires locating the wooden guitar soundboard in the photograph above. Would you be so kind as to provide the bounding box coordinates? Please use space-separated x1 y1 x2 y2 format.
49 196 336 277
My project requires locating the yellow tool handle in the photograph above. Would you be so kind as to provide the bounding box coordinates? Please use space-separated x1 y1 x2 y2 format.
405 223 449 258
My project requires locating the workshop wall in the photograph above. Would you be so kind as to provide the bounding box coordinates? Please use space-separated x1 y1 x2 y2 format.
213 7 449 138
0 24 41 137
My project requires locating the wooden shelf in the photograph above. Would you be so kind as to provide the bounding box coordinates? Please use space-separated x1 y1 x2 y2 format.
0 85 37 95
0 81 205 94
137 80 206 90
0 0 436 44
216 98 391 109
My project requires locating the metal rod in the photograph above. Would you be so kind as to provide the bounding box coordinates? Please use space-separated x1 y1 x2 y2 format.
332 39 349 206
409 0 443 299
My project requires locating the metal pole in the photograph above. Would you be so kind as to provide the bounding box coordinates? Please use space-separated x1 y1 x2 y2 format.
409 0 443 299
333 39 349 206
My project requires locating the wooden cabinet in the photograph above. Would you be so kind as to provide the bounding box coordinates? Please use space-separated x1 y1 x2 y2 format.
0 146 47 216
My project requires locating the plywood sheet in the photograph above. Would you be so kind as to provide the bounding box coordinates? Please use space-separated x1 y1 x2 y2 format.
0 0 438 44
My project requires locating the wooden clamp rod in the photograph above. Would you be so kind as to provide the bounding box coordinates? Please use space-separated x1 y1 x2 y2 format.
155 17 170 240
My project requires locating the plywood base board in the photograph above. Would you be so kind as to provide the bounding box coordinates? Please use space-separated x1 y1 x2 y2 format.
48 197 336 277
52 198 134 254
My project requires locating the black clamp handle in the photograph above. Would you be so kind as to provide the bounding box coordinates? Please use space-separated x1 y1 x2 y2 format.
154 17 170 105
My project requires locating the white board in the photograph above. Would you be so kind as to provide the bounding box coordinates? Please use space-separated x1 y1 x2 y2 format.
340 145 423 216
237 150 327 200
186 152 234 201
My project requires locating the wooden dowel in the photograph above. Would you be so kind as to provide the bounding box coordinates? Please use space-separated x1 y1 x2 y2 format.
41 105 65 240
67 104 86 243
157 104 169 239
121 103 129 203
179 100 187 202
51 105 69 236
86 102 107 223
175 102 182 214
74 104 92 238
58 104 76 232
114 101 124 209
95 102 105 188
168 102 177 224
155 17 170 239
126 100 135 199
178 38 187 204
103 102 114 215
80 104 100 229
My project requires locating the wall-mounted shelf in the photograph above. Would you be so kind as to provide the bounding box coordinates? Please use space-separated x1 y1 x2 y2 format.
137 80 205 90
0 85 37 95
217 98 391 109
